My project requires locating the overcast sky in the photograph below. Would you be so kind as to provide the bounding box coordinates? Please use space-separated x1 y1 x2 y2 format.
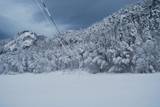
0 0 139 39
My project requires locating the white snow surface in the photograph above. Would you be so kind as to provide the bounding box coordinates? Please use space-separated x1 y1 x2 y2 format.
0 71 160 107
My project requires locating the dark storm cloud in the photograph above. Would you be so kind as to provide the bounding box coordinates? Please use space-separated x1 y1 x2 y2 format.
0 0 139 39
46 0 139 28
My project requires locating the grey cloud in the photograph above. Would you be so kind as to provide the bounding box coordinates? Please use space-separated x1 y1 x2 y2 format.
0 0 69 39
0 0 139 39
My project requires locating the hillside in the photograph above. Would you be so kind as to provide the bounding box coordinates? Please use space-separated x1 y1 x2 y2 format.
0 0 160 74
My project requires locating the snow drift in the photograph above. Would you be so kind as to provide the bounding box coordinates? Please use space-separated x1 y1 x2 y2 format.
0 71 160 107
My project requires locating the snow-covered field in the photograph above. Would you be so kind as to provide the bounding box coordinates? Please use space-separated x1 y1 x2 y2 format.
0 71 160 107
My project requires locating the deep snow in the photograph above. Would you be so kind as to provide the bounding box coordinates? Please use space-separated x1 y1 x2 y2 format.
0 71 160 107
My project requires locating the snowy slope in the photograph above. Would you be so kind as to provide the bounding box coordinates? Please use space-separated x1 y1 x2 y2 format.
0 71 160 107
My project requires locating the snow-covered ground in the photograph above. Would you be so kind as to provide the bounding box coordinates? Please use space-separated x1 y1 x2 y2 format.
0 71 160 107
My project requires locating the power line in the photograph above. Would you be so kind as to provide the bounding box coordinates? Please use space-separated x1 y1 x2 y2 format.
34 0 61 35
39 0 62 35
33 0 81 68
33 0 50 26
34 0 69 52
